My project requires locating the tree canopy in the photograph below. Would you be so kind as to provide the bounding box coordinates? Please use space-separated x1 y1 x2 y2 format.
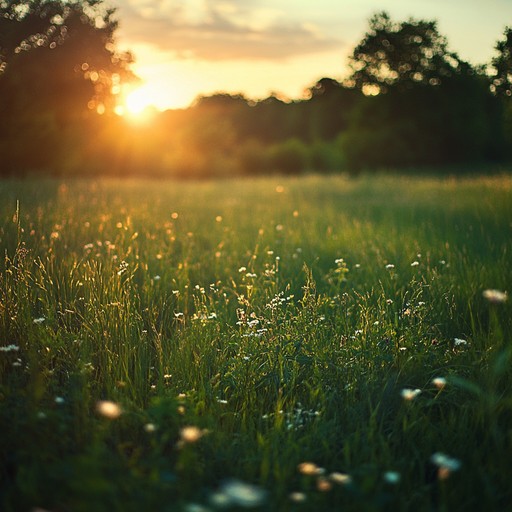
348 12 469 95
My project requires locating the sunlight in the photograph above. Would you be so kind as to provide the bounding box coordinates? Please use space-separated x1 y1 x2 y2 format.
115 85 159 122
125 87 152 115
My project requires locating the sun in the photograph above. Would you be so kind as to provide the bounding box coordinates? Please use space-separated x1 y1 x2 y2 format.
115 86 158 121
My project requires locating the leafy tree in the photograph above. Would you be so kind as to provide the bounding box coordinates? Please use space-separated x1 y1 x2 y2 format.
491 27 512 98
348 11 468 95
0 0 135 173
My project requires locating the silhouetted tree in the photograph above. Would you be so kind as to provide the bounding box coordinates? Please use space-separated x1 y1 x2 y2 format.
341 12 499 170
491 27 512 98
0 0 135 173
348 11 468 95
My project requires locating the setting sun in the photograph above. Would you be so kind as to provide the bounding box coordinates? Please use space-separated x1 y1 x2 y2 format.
124 87 152 115
114 85 161 121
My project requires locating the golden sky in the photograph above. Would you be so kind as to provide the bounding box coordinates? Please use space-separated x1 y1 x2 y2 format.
113 0 512 110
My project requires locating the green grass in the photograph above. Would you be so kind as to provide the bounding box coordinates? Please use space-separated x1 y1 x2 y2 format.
1 173 511 512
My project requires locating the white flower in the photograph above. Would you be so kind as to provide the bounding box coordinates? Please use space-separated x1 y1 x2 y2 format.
411 261 420 267
180 426 205 443
220 479 267 508
432 377 447 390
401 388 421 401
298 462 321 475
431 452 461 479
55 396 65 404
96 400 122 419
0 344 19 352
383 471 401 484
483 289 507 304
454 338 467 347
289 492 307 503
385 264 395 270
144 423 157 433
33 317 45 324
330 472 352 485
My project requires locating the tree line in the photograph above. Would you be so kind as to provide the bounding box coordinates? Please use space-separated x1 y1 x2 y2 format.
1 2 511 177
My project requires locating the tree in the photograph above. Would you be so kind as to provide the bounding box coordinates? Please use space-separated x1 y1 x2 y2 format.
491 27 512 98
0 0 136 173
348 11 468 95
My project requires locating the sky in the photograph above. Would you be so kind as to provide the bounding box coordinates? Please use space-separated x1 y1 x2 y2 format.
111 0 512 111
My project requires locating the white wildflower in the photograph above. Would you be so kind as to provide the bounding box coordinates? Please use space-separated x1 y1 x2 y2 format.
483 289 507 304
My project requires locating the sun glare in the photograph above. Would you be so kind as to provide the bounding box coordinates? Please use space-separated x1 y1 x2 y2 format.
116 86 158 122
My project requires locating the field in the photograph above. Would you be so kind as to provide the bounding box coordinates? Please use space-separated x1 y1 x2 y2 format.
1 174 511 512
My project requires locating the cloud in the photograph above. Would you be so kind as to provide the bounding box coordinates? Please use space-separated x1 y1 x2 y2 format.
115 0 342 60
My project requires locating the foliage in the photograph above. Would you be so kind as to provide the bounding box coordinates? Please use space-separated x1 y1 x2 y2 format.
0 0 135 173
491 26 512 98
347 12 469 95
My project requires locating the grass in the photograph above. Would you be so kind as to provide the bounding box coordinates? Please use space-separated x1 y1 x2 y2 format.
0 173 511 512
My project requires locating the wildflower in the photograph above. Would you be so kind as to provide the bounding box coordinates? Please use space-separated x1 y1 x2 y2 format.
55 396 65 404
220 479 267 508
330 472 352 485
96 400 122 419
383 471 401 484
385 264 395 270
144 423 157 433
401 388 421 401
317 477 332 492
174 312 184 319
180 426 205 444
454 338 467 347
33 317 45 324
411 261 420 267
431 452 461 479
238 266 247 273
217 399 228 404
298 462 321 475
289 492 307 503
0 344 19 352
153 275 161 281
432 377 447 390
483 289 507 304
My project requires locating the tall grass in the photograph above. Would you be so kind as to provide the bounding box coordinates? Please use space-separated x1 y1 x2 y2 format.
0 174 511 511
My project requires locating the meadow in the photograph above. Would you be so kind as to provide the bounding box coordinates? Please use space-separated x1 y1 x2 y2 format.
0 173 511 512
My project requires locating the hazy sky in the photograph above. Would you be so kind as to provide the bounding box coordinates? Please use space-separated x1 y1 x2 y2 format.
112 0 512 110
